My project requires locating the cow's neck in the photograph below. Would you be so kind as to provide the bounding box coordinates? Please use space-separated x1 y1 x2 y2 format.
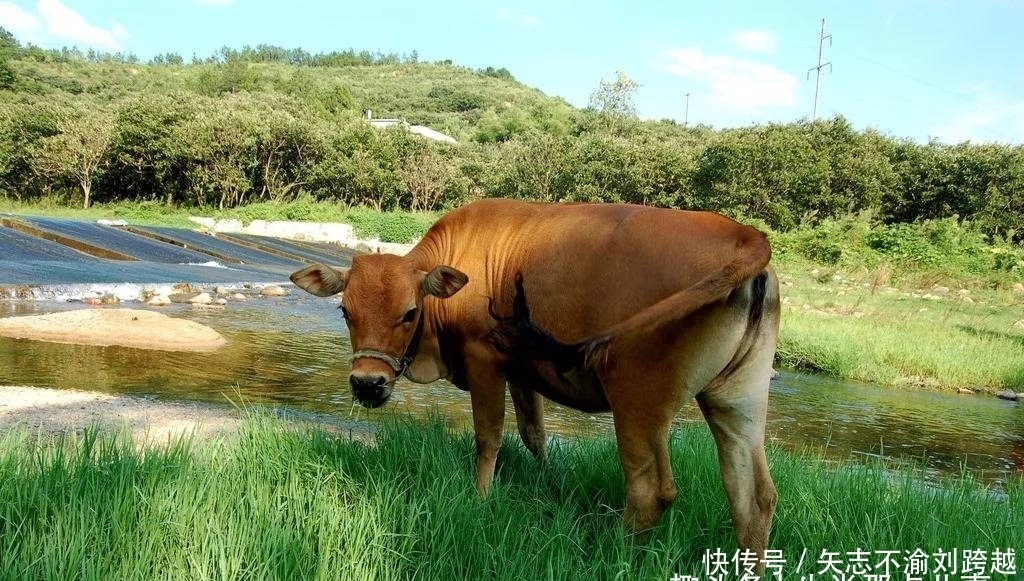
403 238 457 384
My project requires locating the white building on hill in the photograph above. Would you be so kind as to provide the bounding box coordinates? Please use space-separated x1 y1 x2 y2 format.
364 110 458 144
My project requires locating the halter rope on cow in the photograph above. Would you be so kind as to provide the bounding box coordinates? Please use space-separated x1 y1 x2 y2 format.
349 309 425 379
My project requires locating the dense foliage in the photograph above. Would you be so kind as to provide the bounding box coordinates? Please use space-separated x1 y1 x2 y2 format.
1 30 1022 242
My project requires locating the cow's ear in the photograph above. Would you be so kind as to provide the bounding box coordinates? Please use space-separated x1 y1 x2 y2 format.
290 264 349 297
422 265 468 298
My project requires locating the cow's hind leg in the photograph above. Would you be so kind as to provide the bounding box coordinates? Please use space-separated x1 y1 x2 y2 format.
509 382 547 461
696 357 777 567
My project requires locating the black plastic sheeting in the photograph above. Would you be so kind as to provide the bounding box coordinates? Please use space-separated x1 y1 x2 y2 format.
218 233 358 266
128 226 306 269
0 225 100 262
0 260 297 286
0 217 359 286
19 217 215 263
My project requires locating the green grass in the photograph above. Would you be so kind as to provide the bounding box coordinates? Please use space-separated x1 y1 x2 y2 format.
1 415 1020 580
0 199 198 229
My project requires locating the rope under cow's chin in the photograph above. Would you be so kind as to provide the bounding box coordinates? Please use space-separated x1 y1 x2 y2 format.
349 312 425 379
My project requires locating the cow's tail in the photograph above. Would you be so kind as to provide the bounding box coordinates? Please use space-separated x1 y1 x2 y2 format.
580 230 772 368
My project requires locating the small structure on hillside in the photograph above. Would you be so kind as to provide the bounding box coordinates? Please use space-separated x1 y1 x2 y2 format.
364 110 457 144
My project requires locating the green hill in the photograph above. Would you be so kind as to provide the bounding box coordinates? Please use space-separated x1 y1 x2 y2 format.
4 43 575 143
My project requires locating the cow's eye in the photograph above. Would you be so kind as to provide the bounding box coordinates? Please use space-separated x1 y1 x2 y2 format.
340 305 351 320
401 307 418 325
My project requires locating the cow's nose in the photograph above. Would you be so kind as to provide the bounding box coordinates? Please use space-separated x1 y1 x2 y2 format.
349 374 391 408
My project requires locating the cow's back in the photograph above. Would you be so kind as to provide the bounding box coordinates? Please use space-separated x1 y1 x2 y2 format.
418 199 763 344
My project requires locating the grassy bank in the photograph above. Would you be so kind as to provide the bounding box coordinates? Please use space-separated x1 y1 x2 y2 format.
2 200 1022 392
0 416 1020 580
767 215 1024 392
775 267 1024 391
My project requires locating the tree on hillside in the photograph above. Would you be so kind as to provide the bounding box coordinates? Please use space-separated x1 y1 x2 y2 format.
0 66 12 88
0 27 16 50
588 71 640 119
174 106 254 209
399 148 462 211
34 106 114 208
107 94 196 204
0 27 18 89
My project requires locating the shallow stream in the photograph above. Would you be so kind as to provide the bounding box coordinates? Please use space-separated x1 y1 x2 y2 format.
1 291 1020 485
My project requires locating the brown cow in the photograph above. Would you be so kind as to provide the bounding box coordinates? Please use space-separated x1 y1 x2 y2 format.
291 199 780 563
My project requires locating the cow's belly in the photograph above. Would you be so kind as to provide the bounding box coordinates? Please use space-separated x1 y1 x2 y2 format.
506 359 610 413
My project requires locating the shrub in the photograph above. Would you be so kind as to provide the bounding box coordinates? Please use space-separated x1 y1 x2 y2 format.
344 209 434 243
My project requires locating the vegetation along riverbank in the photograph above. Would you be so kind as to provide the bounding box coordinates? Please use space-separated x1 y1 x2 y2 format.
0 414 1020 580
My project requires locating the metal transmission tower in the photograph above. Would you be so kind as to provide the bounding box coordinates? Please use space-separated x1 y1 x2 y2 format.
807 18 832 119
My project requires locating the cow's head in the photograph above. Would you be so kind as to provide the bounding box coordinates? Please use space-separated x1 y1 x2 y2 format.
290 254 468 408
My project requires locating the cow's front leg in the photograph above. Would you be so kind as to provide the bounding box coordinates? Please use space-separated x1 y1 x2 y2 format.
465 343 507 498
509 381 546 461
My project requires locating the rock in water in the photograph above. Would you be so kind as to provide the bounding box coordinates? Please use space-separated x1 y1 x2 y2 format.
260 285 288 297
148 295 171 307
996 390 1019 401
189 292 213 305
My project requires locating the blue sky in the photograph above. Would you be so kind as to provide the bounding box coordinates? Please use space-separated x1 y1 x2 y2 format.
1 0 1022 144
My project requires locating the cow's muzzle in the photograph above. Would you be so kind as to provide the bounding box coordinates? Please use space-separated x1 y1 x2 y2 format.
349 373 393 408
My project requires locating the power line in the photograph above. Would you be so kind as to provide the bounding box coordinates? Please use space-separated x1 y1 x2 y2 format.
807 18 832 120
836 48 1021 144
842 49 979 105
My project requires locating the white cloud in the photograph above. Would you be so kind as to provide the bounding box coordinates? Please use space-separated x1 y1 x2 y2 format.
0 2 42 38
4 0 126 51
731 30 777 54
112 21 128 42
496 6 537 26
660 48 798 112
930 90 1024 144
39 0 123 50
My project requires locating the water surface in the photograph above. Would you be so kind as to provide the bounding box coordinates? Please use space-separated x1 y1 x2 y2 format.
1 293 1020 484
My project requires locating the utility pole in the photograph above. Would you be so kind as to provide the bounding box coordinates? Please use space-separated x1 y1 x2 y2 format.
684 92 690 126
806 18 832 119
